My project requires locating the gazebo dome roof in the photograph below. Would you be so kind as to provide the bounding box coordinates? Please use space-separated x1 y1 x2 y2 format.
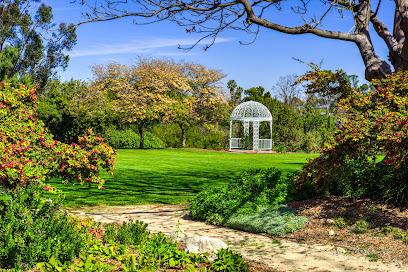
230 101 272 121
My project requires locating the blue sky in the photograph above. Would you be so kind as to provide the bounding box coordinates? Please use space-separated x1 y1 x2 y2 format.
47 0 394 91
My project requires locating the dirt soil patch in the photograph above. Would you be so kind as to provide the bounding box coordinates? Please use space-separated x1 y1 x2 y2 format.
72 200 407 272
287 196 408 265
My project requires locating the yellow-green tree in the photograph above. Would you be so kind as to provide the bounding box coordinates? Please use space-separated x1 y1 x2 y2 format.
172 63 227 147
89 59 190 148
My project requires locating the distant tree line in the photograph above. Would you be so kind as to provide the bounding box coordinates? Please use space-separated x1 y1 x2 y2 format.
32 58 347 152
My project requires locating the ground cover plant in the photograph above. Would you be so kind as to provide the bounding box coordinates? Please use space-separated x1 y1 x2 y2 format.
190 168 308 236
50 149 317 207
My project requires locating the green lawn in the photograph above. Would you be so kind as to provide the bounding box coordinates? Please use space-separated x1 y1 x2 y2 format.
51 149 318 207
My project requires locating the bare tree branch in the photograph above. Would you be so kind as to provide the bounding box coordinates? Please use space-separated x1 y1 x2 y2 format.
72 0 408 79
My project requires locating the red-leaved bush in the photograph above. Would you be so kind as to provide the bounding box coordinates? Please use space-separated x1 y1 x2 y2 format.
0 81 115 189
295 71 407 205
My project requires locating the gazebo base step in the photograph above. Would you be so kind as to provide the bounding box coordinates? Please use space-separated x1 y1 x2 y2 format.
229 149 276 154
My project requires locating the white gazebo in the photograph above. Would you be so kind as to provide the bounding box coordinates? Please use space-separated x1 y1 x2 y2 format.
229 101 273 151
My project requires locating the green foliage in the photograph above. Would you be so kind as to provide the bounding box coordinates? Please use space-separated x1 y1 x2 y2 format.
243 87 305 151
190 168 307 235
381 225 408 245
0 1 77 87
152 123 182 147
154 123 227 150
366 253 379 262
0 81 115 189
190 168 292 225
136 233 208 270
351 220 370 234
0 186 85 269
211 249 249 272
104 127 165 149
296 70 408 205
33 205 247 271
274 144 287 153
187 125 228 150
334 217 348 228
37 80 94 143
103 220 148 246
302 131 322 153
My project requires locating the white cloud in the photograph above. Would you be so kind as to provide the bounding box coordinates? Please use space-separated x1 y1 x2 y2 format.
70 37 231 58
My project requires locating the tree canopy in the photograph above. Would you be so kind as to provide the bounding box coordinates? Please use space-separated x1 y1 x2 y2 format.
76 59 227 148
0 0 76 87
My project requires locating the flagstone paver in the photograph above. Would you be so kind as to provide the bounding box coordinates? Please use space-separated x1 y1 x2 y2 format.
72 205 407 272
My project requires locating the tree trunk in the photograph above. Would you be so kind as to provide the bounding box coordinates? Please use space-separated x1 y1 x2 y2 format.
179 123 186 148
355 33 392 80
138 124 145 149
393 3 408 71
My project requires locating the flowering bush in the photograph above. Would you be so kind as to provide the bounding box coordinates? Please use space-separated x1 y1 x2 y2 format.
0 81 115 189
295 70 407 205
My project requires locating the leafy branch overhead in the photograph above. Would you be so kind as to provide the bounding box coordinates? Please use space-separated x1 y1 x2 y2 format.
76 0 404 80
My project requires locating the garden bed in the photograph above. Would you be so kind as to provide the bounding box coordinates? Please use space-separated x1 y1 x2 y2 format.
74 204 407 272
287 197 408 265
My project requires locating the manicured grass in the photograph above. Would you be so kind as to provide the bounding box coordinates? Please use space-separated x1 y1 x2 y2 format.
51 149 318 207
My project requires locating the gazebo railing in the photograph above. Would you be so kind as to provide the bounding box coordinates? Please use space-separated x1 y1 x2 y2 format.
230 138 272 150
230 138 241 149
258 139 272 150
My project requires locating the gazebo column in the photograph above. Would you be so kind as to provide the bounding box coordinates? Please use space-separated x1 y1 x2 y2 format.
270 120 273 150
253 121 259 151
243 120 249 136
229 120 233 150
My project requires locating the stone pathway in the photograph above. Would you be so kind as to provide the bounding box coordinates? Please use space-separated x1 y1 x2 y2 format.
72 205 408 272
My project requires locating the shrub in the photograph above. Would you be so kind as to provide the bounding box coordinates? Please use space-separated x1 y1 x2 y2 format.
104 127 165 149
351 220 370 234
302 131 322 153
211 248 249 272
0 186 85 269
366 253 379 262
30 204 248 271
152 123 181 147
186 124 228 150
190 168 307 235
0 81 115 189
103 127 140 149
334 217 348 228
296 70 408 206
381 225 408 245
190 168 292 225
274 144 287 153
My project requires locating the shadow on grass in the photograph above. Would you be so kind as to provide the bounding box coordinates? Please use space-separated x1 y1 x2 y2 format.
49 150 313 207
50 168 239 207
